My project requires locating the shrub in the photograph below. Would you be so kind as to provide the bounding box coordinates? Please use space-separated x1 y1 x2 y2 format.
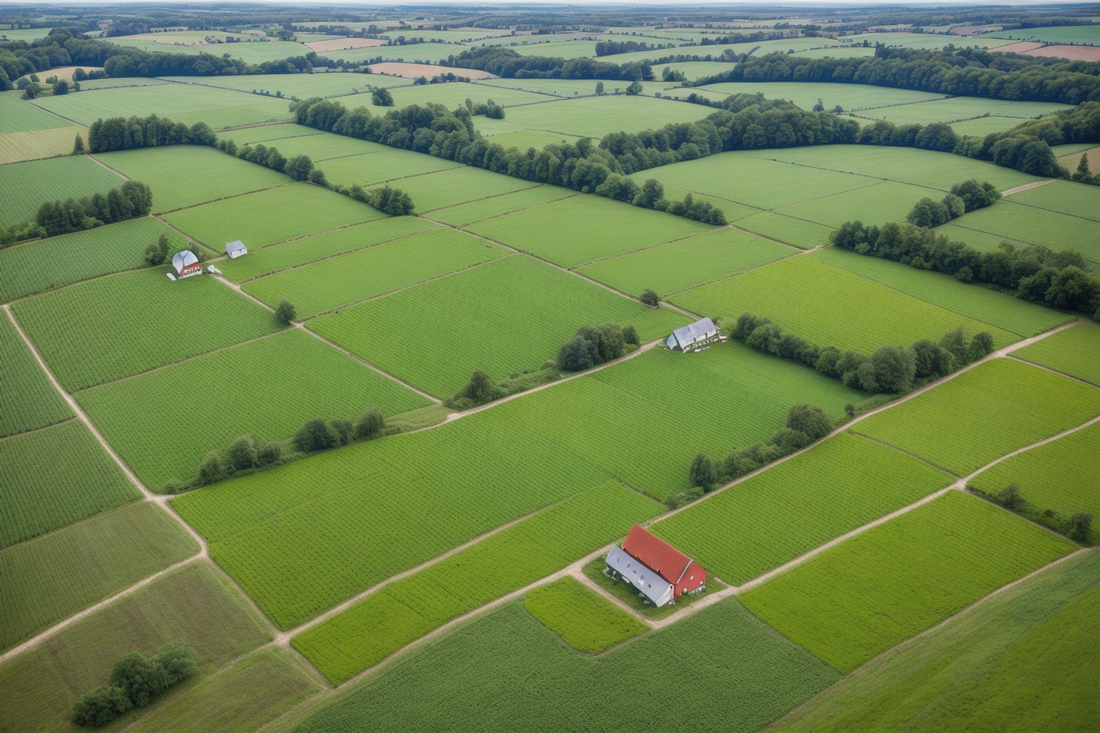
225 435 258 472
998 483 1023 511
110 652 167 708
330 419 354 446
256 441 281 466
150 640 198 686
786 404 832 441
1070 513 1093 542
294 419 338 453
72 686 132 727
195 452 224 487
639 288 659 307
275 299 296 326
622 324 640 346
556 323 627 372
667 486 704 509
353 409 385 439
689 453 717 491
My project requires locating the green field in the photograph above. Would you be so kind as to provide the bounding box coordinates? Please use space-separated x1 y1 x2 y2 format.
78 328 430 489
672 254 1018 353
989 25 1100 45
0 420 137 549
942 199 1100 267
244 228 510 318
970 421 1100 522
740 491 1077 673
853 96 1072 126
0 92 72 133
700 81 945 111
467 193 715 268
94 146 290 213
771 549 1100 733
856 358 1100 476
13 270 278 391
0 125 88 165
0 314 72 438
579 226 797 296
652 432 952 585
479 128 585 151
1013 321 1100 385
1009 179 1100 223
0 155 123 227
427 184 577 227
775 180 934 228
735 212 837 248
385 82 551 111
291 482 661 683
225 126 422 164
293 600 839 733
0 562 272 733
523 577 648 653
162 72 396 98
382 164 541 212
309 254 686 397
304 146 464 189
0 217 188 302
0 502 198 652
815 247 1074 338
502 94 713 138
163 182 383 249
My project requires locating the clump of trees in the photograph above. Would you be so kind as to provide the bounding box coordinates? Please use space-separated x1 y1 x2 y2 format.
274 299 296 326
906 180 1000 228
1073 153 1100 186
974 482 1094 545
88 114 216 154
447 370 505 410
71 641 197 727
465 98 505 119
346 184 415 215
639 288 659 307
447 46 654 82
143 234 170 266
371 88 393 106
35 181 153 237
556 322 639 372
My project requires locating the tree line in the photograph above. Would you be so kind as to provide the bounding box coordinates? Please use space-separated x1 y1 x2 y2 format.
974 481 1093 545
88 113 217 153
35 181 153 237
556 322 640 372
71 641 196 727
446 46 655 82
906 179 1000 228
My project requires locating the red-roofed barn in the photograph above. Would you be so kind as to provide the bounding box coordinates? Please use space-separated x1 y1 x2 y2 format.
605 525 706 607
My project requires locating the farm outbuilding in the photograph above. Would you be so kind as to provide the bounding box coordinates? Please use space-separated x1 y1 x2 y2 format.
225 240 248 259
665 317 719 352
605 525 707 606
168 250 201 281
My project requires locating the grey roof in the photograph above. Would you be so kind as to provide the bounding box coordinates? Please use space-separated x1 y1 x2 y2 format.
225 240 247 258
606 546 674 607
171 249 198 273
671 317 717 350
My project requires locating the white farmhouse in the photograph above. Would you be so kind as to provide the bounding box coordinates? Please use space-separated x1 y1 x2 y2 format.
665 317 719 352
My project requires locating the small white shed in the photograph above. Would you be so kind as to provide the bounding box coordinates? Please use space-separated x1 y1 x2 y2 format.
225 240 248 259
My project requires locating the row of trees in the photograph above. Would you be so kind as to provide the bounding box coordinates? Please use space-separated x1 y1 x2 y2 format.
978 482 1093 544
35 181 153 237
88 114 216 154
218 138 329 185
446 47 655 82
906 179 1001 228
556 322 640 372
71 641 197 727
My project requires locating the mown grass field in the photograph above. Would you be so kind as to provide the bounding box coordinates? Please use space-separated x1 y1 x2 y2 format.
0 125 88 165
94 146 290 213
0 92 73 133
702 81 945 110
163 182 383 249
309 255 686 397
502 94 714 138
775 180 933 228
672 254 1018 353
224 126 414 163
0 217 188 302
0 562 272 733
943 200 1100 267
385 82 551 111
292 482 662 683
856 358 1100 476
307 146 464 189
162 72 397 98
244 228 510 318
294 600 839 733
479 128 585 151
854 96 1072 126
0 155 123 227
523 577 648 654
0 502 198 652
0 314 72 438
78 329 430 489
1008 179 1100 222
1013 321 1100 385
971 421 1100 522
989 25 1100 44
578 227 796 296
13 270 278 392
426 184 577 227
815 247 1074 338
0 420 137 549
382 165 541 212
771 549 1100 733
740 491 1077 673
652 432 953 585
735 212 837 248
467 193 716 268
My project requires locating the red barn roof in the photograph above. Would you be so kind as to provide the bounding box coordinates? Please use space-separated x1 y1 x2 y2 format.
622 525 692 586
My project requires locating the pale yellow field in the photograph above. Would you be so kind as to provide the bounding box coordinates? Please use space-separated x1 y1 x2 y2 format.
0 126 87 164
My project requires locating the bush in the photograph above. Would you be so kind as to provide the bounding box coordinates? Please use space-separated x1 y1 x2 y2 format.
256 441 281 466
372 88 394 106
667 486 704 509
294 419 338 453
284 155 314 181
330 418 354 446
195 452 224 487
622 324 640 346
785 404 831 442
450 370 503 407
354 409 385 439
72 686 132 727
639 288 659 307
1070 513 1093 542
998 483 1023 511
556 323 627 372
275 299 296 326
150 640 198 686
110 652 167 708
768 427 811 453
688 453 717 491
225 435 258 472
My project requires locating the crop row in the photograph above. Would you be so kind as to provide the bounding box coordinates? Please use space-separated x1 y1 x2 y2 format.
1013 322 1100 386
0 155 122 228
523 577 648 654
0 314 72 437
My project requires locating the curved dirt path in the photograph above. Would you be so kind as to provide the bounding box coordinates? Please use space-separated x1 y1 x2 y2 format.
1001 179 1057 197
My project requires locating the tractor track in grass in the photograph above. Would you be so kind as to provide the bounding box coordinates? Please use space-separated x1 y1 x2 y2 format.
1001 178 1058 197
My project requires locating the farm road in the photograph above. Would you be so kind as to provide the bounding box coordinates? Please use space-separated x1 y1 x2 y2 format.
1001 179 1057 197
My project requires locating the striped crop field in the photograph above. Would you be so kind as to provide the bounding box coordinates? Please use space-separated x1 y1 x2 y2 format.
523 577 648 654
13 270 279 392
652 432 953 585
291 482 662 684
0 502 198 652
303 146 465 190
856 358 1100 476
0 314 71 438
428 185 578 227
740 491 1077 673
0 420 138 549
309 255 689 398
0 217 189 302
0 93 73 133
381 165 541 212
94 145 290 213
775 180 933 228
500 94 713 139
700 82 944 112
466 193 716 268
943 200 1100 268
735 212 837 249
243 228 511 318
672 255 1018 353
0 126 88 165
77 329 430 489
0 155 123 228
1013 321 1100 385
163 182 384 250
1008 179 1100 223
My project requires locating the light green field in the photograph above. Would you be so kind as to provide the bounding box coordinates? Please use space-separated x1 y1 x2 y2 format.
579 226 796 296
219 216 437 282
815 248 1074 338
30 84 292 129
161 73 391 98
938 200 1100 267
857 97 1073 126
971 420 1099 521
94 146 290 213
386 82 548 110
701 81 945 111
0 217 188 302
989 25 1100 45
108 37 311 65
653 432 952 585
0 155 123 227
949 115 1034 137
741 491 1077 673
306 147 464 189
524 577 648 653
1013 322 1100 385
775 180 935 228
225 126 403 162
771 548 1100 733
312 44 458 65
0 502 198 652
386 165 541 212
0 92 72 133
13 270 278 392
467 193 715 268
660 61 738 80
0 125 88 165
427 184 577 226
308 254 682 397
0 314 72 438
291 482 662 683
503 95 713 138
735 212 836 248
476 78 669 99
857 358 1100 476
0 420 137 549
0 562 272 733
793 46 877 59
164 182 383 249
244 228 510 318
1009 179 1100 223
78 328 430 489
479 128 585 151
293 600 839 733
672 255 1018 354
76 77 170 91
509 40 598 58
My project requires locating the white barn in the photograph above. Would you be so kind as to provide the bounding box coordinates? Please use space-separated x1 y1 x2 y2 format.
605 546 675 607
665 317 719 352
167 250 201 281
225 240 248 259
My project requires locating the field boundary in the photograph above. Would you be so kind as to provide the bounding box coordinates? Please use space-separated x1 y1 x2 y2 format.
84 153 130 182
1007 353 1100 389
